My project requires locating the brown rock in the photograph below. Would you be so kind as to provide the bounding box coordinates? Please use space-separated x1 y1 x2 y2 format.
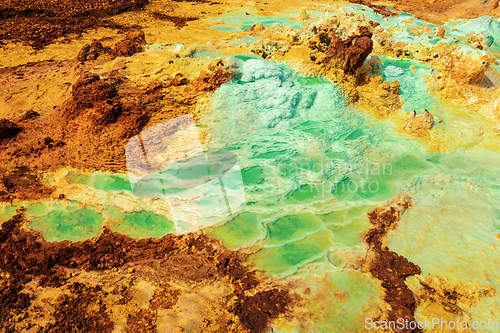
15 110 40 122
436 27 445 38
0 119 21 140
151 12 198 28
193 59 234 91
390 80 400 95
114 29 146 57
310 25 374 75
77 40 111 63
0 165 54 202
0 210 293 333
0 0 149 49
348 0 397 17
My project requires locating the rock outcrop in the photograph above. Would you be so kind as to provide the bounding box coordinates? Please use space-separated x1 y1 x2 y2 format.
114 29 147 57
0 165 54 202
77 40 112 63
319 25 374 75
0 119 21 140
249 17 377 101
356 76 403 117
77 29 147 63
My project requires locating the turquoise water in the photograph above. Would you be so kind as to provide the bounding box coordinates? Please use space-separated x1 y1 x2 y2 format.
27 201 104 242
199 57 500 330
208 9 303 31
376 55 436 112
198 57 452 330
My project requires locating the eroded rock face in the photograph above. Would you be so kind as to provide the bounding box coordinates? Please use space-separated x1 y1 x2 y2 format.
0 119 21 140
307 25 374 75
114 29 147 57
77 40 112 63
193 58 235 91
414 276 495 315
323 26 374 75
0 209 293 333
15 110 40 122
431 48 493 86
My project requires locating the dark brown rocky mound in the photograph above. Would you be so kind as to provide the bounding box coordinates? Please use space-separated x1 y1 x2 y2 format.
0 119 21 140
309 25 374 75
151 12 199 28
77 28 147 63
50 71 149 168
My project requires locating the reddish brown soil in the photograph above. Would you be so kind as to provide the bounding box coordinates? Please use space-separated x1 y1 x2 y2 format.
350 0 500 24
364 197 422 333
0 208 292 332
0 0 148 49
40 284 116 333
